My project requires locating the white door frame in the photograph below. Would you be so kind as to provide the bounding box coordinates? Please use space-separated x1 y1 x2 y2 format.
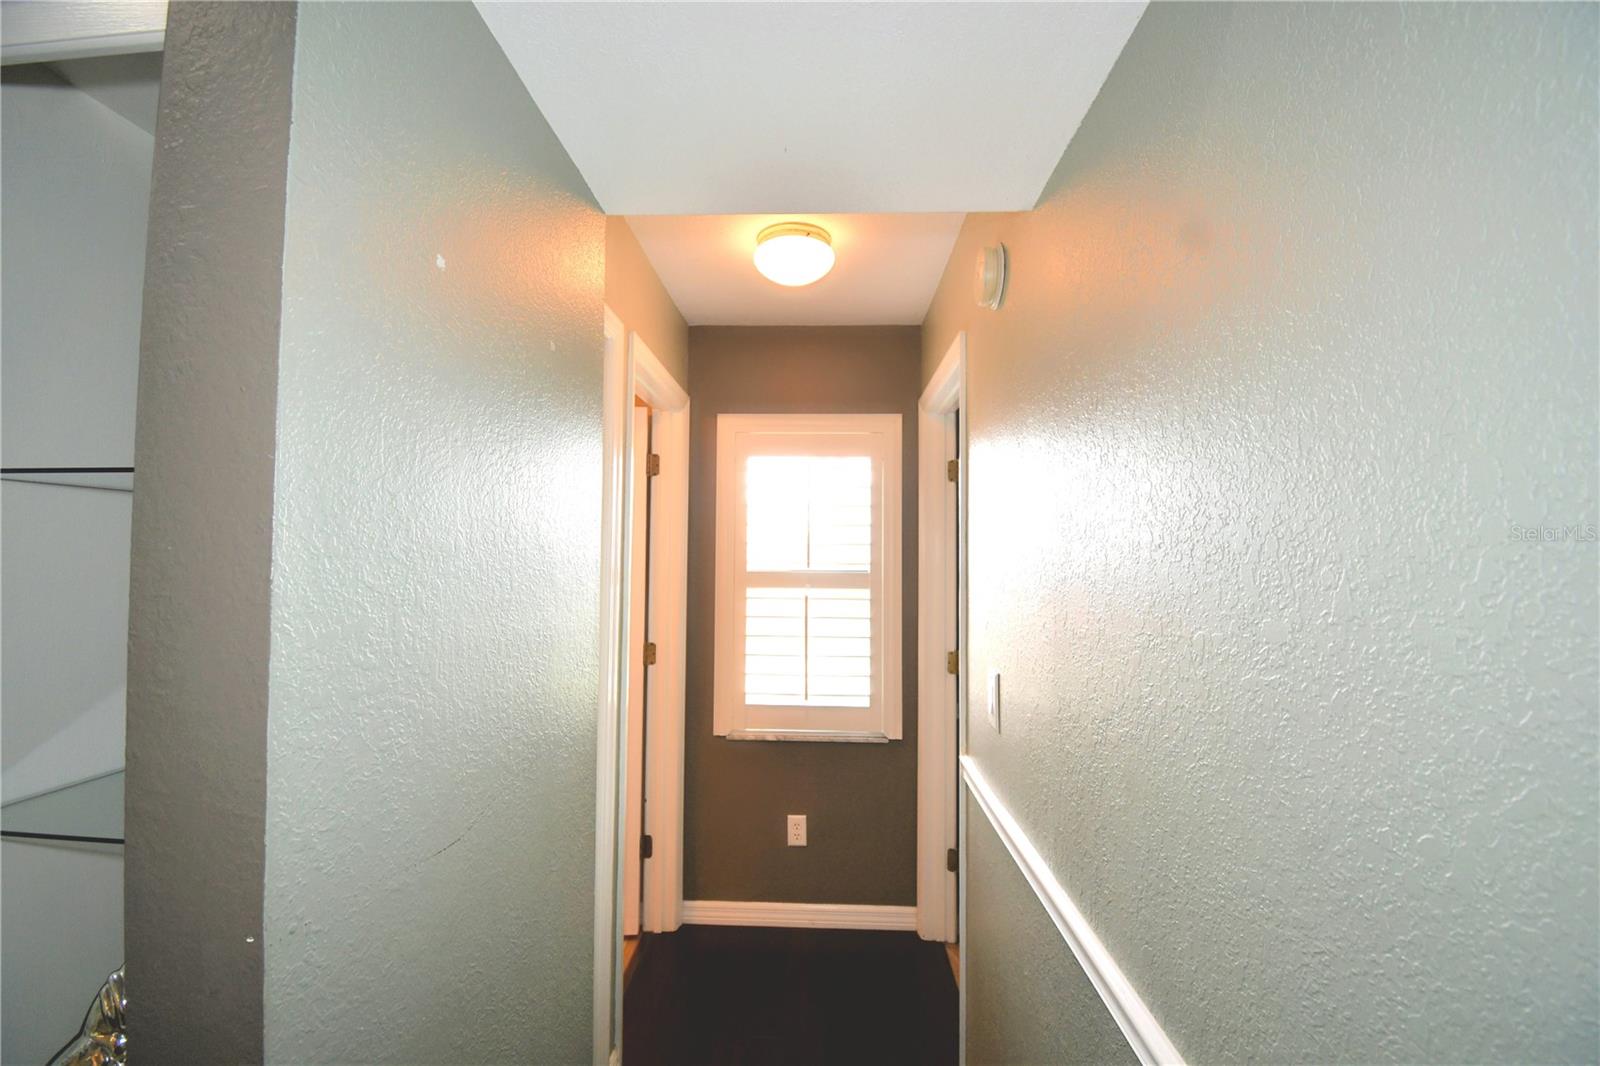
622 403 649 937
633 335 689 943
916 331 967 944
595 306 690 1065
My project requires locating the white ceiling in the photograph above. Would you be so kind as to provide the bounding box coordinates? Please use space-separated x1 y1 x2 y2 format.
477 1 1147 216
626 213 963 326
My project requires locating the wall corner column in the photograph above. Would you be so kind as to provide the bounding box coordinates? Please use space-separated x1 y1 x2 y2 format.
125 3 297 1059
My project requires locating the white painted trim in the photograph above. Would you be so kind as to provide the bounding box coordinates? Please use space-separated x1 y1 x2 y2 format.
0 1 166 65
594 305 629 1066
916 332 966 944
961 756 1185 1066
922 330 967 415
630 333 689 411
630 334 689 938
683 900 918 932
712 412 903 741
598 319 692 1065
622 404 649 938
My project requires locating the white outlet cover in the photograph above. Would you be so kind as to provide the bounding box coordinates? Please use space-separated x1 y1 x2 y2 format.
987 672 1001 732
787 814 807 846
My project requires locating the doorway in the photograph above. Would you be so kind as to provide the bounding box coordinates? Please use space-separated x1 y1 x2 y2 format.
623 397 651 958
597 319 965 1065
916 331 966 963
597 307 691 1065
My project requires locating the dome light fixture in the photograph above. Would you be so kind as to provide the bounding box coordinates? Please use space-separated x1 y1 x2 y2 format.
753 222 835 287
975 243 1007 310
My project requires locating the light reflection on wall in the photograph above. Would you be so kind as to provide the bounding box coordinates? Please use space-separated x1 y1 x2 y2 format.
361 170 604 339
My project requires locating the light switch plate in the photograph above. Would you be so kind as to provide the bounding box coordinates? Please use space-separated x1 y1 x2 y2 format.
787 814 807 846
986 672 1001 732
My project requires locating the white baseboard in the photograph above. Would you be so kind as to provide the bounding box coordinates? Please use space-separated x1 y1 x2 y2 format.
962 755 1185 1066
681 899 918 931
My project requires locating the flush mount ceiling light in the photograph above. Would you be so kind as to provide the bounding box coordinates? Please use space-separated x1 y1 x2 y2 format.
753 222 835 287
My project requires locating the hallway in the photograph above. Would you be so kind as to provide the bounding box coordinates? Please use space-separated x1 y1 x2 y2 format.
624 926 957 1066
1 2 1595 1062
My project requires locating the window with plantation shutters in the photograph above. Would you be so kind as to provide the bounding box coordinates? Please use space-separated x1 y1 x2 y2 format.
714 414 903 741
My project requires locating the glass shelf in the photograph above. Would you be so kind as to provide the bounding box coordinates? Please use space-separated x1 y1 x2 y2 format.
1 769 124 844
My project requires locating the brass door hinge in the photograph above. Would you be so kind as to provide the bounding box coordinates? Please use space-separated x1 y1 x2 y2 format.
643 641 657 666
946 651 959 676
947 458 958 483
946 847 958 873
647 453 661 477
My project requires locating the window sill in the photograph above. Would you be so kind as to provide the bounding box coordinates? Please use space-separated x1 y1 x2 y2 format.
722 729 893 744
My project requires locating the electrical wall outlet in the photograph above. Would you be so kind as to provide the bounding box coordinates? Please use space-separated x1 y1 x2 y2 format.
787 814 807 847
987 671 1001 732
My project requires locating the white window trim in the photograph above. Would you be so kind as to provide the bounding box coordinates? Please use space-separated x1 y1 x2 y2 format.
714 413 903 743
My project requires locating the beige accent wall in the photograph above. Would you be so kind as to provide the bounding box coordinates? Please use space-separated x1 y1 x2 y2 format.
606 216 689 389
926 3 1596 1061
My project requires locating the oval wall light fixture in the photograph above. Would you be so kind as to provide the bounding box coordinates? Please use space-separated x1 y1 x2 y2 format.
753 222 835 287
975 243 1007 310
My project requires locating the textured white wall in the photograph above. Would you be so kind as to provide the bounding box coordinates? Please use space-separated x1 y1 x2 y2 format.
261 3 605 1060
0 61 153 1065
925 4 1598 1061
1 482 129 802
0 839 124 1064
1 64 151 468
964 798 1136 1065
